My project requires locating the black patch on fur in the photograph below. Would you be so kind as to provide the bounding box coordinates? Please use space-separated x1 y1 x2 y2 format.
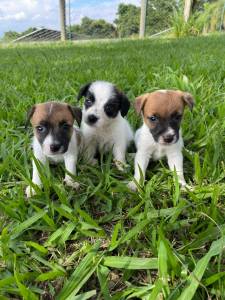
35 121 50 145
104 97 120 118
104 89 130 118
77 82 92 100
67 105 82 126
84 91 95 110
51 124 72 153
36 121 72 153
149 113 182 143
115 89 130 117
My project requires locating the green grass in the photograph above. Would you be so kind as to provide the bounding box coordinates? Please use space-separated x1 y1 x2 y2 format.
0 35 225 299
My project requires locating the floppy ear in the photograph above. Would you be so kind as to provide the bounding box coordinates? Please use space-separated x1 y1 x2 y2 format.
182 92 195 111
25 105 36 128
68 105 82 127
117 90 130 117
134 95 147 115
77 82 92 100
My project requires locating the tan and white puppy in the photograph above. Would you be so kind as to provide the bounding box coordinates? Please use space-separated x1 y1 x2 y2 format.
25 101 82 197
128 90 194 191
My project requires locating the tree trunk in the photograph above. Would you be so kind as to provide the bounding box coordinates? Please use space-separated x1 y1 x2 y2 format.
139 0 147 38
59 0 66 41
184 0 193 22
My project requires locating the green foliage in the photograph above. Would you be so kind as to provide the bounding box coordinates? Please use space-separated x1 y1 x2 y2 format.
196 0 225 33
146 0 178 35
0 35 225 299
114 4 140 37
70 17 117 39
115 1 177 38
171 9 200 37
172 0 225 37
2 31 20 42
2 27 37 42
192 0 218 12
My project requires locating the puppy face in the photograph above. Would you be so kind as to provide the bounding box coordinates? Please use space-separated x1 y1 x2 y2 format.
135 90 194 145
77 81 130 128
26 102 82 156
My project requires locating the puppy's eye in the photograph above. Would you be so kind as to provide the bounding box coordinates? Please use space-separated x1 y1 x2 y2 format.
172 114 182 121
36 125 46 133
149 115 158 122
85 99 92 106
62 123 71 130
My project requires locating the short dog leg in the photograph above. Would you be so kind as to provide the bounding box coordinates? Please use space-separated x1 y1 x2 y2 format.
26 154 47 198
167 151 186 186
64 154 80 190
128 150 151 191
84 143 98 166
113 143 127 171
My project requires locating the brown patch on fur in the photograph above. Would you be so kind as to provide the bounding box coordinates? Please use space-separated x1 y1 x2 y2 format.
134 94 149 114
30 102 74 127
136 90 194 127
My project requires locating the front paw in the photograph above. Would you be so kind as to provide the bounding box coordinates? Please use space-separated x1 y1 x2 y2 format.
25 186 36 198
64 178 80 190
127 180 137 191
179 180 186 187
114 159 126 171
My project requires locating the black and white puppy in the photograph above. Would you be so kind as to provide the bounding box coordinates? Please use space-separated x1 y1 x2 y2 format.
77 81 133 170
25 101 82 197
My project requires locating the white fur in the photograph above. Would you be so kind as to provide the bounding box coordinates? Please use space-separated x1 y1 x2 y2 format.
26 128 81 197
158 89 168 94
81 81 133 169
128 123 186 191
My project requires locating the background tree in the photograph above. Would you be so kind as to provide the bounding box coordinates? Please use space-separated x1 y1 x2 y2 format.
192 0 218 12
3 31 20 41
146 0 178 34
114 4 140 37
70 17 117 38
2 27 37 41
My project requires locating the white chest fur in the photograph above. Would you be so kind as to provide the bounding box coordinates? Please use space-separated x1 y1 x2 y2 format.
128 123 186 191
81 115 133 164
135 123 183 160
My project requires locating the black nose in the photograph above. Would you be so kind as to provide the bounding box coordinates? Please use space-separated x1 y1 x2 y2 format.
163 134 175 143
50 143 61 153
88 114 98 124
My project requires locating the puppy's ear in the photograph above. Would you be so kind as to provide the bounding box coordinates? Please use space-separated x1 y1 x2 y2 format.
68 105 82 127
134 95 147 115
182 92 195 111
25 105 36 128
77 82 92 100
117 90 130 117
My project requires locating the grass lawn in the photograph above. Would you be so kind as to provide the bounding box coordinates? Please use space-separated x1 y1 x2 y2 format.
0 35 225 300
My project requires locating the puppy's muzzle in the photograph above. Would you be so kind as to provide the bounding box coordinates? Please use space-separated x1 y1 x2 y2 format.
162 133 176 144
87 114 99 125
50 142 62 153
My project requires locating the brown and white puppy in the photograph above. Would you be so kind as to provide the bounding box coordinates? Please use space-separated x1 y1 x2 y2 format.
25 101 82 197
128 90 194 191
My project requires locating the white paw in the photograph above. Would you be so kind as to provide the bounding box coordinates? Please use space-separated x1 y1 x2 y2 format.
64 178 80 190
181 183 193 191
179 180 187 187
25 186 36 198
127 181 137 191
114 160 126 171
